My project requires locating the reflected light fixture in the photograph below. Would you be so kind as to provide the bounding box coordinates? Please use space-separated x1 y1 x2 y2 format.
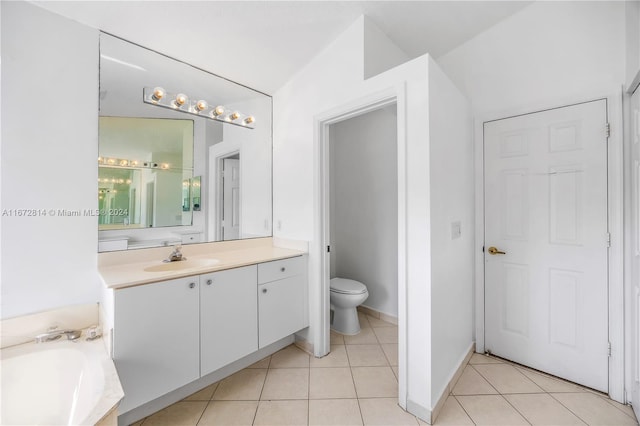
173 93 188 108
151 87 165 101
195 100 208 112
98 157 170 170
143 87 256 129
212 106 225 117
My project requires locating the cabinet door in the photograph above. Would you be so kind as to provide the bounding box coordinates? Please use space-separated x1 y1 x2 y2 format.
114 276 200 414
258 275 306 348
201 265 258 376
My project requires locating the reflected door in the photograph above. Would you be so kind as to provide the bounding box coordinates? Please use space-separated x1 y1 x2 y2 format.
484 100 608 392
222 158 240 240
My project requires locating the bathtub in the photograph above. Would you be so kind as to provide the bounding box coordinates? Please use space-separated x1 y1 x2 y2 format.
1 335 123 425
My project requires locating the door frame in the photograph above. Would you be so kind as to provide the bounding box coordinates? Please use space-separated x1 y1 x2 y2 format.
208 142 242 241
314 85 408 408
474 90 625 402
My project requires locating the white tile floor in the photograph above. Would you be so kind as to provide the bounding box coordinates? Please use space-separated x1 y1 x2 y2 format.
131 313 639 425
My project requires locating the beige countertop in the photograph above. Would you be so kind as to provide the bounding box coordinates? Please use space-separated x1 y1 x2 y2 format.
98 238 306 289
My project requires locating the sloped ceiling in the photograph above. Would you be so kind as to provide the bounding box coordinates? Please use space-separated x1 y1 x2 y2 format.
32 1 533 94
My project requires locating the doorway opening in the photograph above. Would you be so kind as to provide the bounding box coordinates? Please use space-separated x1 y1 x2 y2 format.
327 104 399 333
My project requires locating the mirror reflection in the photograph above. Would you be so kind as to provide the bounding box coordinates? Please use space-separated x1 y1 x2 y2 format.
98 33 272 251
99 117 194 229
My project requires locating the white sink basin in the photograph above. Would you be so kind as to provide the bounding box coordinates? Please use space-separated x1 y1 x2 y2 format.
144 258 219 272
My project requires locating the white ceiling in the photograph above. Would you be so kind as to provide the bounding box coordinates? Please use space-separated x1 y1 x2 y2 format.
32 1 533 94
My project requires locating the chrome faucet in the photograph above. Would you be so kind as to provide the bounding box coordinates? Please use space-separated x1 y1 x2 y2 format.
164 245 186 262
35 327 82 343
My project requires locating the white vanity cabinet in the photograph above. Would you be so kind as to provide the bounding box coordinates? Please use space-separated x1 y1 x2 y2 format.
109 254 308 419
258 256 307 348
113 276 200 414
200 265 258 376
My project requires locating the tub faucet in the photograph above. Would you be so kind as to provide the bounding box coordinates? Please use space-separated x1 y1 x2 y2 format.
35 327 82 343
164 245 186 262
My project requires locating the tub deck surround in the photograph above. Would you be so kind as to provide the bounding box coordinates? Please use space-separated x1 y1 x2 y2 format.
1 332 124 426
98 237 307 289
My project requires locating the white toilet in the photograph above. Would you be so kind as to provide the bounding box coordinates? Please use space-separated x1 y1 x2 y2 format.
330 278 369 335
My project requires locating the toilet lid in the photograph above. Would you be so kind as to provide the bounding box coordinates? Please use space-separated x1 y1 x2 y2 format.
330 278 367 295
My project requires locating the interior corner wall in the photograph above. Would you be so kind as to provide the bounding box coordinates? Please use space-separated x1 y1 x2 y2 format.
436 1 626 116
427 57 474 407
330 107 398 318
1 1 100 319
274 14 438 414
363 17 410 80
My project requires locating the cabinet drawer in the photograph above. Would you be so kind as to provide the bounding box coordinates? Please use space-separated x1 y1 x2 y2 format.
258 256 304 284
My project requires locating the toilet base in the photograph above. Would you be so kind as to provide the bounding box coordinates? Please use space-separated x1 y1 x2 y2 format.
330 306 361 335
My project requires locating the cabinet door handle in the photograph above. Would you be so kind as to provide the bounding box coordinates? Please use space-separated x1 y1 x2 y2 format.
280 267 286 272
189 282 196 289
206 279 213 286
262 288 268 294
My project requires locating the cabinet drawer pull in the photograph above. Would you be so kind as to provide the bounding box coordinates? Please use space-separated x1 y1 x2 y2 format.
280 267 286 272
206 279 213 286
189 282 196 289
262 288 268 294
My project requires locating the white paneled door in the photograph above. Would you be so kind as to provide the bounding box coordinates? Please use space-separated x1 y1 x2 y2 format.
223 158 240 240
484 100 609 392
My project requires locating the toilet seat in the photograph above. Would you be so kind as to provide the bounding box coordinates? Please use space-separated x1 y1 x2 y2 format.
330 278 367 295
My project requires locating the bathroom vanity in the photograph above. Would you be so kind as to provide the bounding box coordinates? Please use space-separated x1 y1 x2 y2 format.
98 238 308 422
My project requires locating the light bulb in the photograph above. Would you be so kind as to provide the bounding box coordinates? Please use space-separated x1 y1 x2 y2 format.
98 157 103 163
107 158 116 165
229 111 240 121
173 93 188 108
126 179 132 184
244 116 255 125
212 105 225 117
151 87 165 102
131 160 139 166
160 163 169 169
195 100 208 112
120 160 128 166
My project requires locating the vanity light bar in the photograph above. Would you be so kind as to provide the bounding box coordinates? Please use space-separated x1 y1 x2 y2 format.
143 87 256 129
98 157 170 170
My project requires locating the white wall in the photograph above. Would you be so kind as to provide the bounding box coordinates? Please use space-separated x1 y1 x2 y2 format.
437 1 626 116
427 57 474 407
274 15 474 419
330 107 398 318
1 1 100 319
626 0 640 90
624 0 640 413
222 97 273 239
364 18 410 80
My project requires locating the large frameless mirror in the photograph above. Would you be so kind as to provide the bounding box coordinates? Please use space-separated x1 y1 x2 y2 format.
98 33 272 251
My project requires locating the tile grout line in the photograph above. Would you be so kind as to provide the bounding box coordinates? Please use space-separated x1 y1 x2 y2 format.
252 361 269 424
546 392 591 425
345 337 367 425
307 353 311 426
452 394 478 426
195 399 212 426
497 394 533 425
468 364 501 395
464 362 534 425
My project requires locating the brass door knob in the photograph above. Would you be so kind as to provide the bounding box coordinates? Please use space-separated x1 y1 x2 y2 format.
488 246 506 255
